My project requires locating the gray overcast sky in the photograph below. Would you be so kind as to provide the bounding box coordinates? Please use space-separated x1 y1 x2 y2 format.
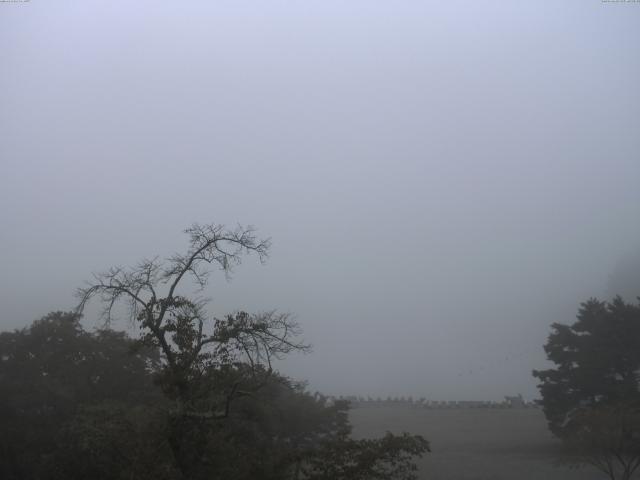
1 1 639 401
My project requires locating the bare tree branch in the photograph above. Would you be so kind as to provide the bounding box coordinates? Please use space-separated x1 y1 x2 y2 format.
75 222 306 422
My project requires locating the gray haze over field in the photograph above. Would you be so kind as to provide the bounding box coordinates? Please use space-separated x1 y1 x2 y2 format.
1 1 639 401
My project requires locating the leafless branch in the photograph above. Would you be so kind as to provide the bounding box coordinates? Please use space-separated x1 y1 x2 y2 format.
74 223 309 423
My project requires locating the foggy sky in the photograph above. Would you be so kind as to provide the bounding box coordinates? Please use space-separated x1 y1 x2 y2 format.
1 1 639 401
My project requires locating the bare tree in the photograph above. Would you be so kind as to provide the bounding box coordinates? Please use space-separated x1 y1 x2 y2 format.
76 223 309 419
69 222 431 479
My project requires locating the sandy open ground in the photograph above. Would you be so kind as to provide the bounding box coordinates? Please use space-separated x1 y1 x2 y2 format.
349 406 606 480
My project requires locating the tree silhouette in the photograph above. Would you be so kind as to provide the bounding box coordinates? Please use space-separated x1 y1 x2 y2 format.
73 222 429 479
533 297 640 480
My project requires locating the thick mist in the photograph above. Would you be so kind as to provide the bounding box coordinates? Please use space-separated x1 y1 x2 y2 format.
1 1 639 401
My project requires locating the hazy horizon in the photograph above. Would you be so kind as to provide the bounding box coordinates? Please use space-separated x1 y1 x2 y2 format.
1 0 639 401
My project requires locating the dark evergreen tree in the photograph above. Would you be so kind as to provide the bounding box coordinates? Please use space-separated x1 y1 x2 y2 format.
533 297 640 480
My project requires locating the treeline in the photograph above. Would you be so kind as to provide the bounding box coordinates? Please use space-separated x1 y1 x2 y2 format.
0 311 429 480
328 395 535 409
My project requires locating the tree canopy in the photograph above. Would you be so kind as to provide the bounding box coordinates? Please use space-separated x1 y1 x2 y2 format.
533 296 640 480
1 223 429 480
0 311 164 479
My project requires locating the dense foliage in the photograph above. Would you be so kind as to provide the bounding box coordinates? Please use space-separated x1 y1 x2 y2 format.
0 312 428 480
1 223 429 479
0 311 164 479
533 297 640 480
